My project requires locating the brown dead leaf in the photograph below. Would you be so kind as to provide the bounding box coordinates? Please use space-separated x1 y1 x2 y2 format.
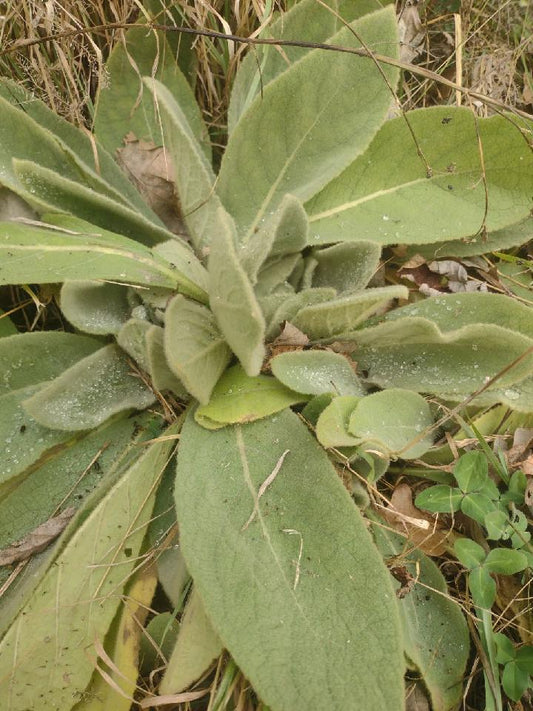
428 260 488 293
0 508 75 566
506 428 533 467
117 134 185 235
390 564 416 599
398 1 425 64
382 483 451 556
268 322 310 360
405 681 430 711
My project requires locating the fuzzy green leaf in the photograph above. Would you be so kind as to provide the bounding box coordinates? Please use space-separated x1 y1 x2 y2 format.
117 318 152 372
0 310 16 338
145 325 188 398
143 77 221 251
265 287 337 338
315 395 361 448
95 25 210 160
311 241 381 293
348 389 434 458
195 365 307 428
60 281 131 335
159 588 223 695
352 318 533 397
175 408 405 711
307 107 533 246
164 294 231 405
23 344 156 430
217 7 399 240
293 285 408 339
208 208 266 375
270 350 364 396
0 422 175 710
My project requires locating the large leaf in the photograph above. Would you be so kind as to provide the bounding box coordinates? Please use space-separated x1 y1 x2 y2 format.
0 77 159 221
208 208 266 375
0 410 163 634
373 520 470 711
13 158 173 246
306 107 533 246
194 364 307 428
351 317 533 396
23 344 156 430
175 408 405 711
228 0 393 132
143 78 220 252
292 285 408 339
94 25 210 160
311 241 381 292
0 217 208 301
382 292 533 340
164 294 231 404
217 6 399 240
0 422 176 710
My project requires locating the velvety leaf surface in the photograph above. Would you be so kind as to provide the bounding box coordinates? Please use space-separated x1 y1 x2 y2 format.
23 344 156 430
164 294 231 404
293 285 408 338
208 208 266 375
265 287 337 338
373 521 470 711
255 253 302 296
307 107 533 245
382 292 533 339
60 280 131 335
227 0 393 132
13 158 173 247
348 389 434 458
270 350 364 396
0 423 175 710
315 395 362 448
117 318 152 372
352 318 533 396
0 77 157 220
239 194 308 283
311 241 381 292
144 78 221 251
175 409 404 711
194 365 307 428
146 325 189 398
95 26 210 159
217 7 399 239
159 588 223 695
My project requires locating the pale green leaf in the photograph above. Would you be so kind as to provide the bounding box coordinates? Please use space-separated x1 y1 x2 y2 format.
153 238 210 297
23 344 156 430
383 292 533 340
95 26 210 159
217 7 399 239
13 158 173 246
347 389 434 458
484 548 528 575
255 253 302 296
454 538 486 569
415 486 462 513
497 260 532 302
307 107 533 245
164 294 231 404
293 285 408 339
266 287 337 338
159 588 223 694
0 411 163 633
208 208 266 375
502 661 530 703
228 0 393 132
0 220 180 290
315 395 362 448
143 77 221 251
146 325 189 398
352 318 533 396
175 408 405 711
60 281 131 335
468 567 496 609
195 364 308 428
271 350 364 396
311 241 381 293
0 422 175 710
0 77 159 221
373 521 470 711
454 375 533 413
239 194 308 283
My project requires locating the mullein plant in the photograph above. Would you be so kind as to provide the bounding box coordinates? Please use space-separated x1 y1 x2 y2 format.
0 1 532 709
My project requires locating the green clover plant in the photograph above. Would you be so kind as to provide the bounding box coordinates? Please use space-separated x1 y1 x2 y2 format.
0 1 532 709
